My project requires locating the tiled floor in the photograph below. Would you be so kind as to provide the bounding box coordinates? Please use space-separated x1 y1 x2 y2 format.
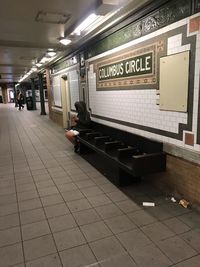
0 104 200 267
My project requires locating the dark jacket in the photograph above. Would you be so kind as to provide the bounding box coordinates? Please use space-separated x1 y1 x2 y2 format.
74 101 91 130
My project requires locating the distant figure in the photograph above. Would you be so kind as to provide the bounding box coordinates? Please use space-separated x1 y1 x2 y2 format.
65 101 91 152
17 91 24 110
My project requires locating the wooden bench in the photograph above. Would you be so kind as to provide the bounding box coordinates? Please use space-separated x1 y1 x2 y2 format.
77 122 166 186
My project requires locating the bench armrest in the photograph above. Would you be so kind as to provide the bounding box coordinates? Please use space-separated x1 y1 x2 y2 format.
117 147 140 160
78 129 93 137
132 152 166 176
94 136 111 145
85 132 101 140
104 141 125 151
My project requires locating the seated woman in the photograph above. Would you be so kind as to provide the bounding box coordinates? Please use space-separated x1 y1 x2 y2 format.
65 101 91 152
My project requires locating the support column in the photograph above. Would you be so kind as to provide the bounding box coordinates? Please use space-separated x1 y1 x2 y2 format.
38 73 46 115
13 83 18 107
1 84 8 104
30 78 37 110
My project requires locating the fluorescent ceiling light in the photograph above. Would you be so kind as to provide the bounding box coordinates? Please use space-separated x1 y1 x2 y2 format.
73 13 98 35
31 67 37 72
40 56 51 63
59 38 71 45
47 51 56 57
36 63 42 67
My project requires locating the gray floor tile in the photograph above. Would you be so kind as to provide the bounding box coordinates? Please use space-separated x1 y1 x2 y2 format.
161 203 191 217
75 179 96 189
67 168 84 176
0 226 21 247
163 217 191 234
73 208 101 226
128 209 158 227
145 205 174 221
104 214 137 234
90 236 126 261
61 189 85 202
60 244 98 267
80 221 113 242
67 198 92 212
129 243 172 267
31 169 49 176
0 193 17 205
26 253 62 267
16 183 36 193
20 208 46 225
15 177 34 186
95 203 123 219
92 176 110 186
81 186 104 197
23 234 57 261
12 263 25 267
41 194 64 207
116 199 142 213
98 182 118 193
100 253 137 267
22 220 50 240
35 180 55 189
157 236 197 264
48 214 77 232
0 213 20 230
180 228 200 252
0 186 16 196
0 243 24 267
57 182 78 193
70 173 90 182
53 176 72 185
38 186 59 197
53 227 86 251
176 255 200 267
178 212 200 229
17 190 39 202
141 221 175 242
18 198 42 212
44 203 70 218
87 194 112 207
106 190 129 202
116 228 152 251
33 173 51 181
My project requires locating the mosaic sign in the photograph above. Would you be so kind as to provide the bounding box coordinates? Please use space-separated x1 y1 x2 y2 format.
92 41 164 90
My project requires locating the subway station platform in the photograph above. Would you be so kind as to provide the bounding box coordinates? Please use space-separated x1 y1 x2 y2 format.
0 104 200 267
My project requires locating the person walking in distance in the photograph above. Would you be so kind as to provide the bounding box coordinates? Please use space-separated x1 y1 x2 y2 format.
17 91 24 110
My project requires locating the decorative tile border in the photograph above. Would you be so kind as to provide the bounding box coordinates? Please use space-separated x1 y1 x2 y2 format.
90 42 165 91
87 0 191 59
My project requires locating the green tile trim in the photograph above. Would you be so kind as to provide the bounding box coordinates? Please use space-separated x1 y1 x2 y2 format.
87 0 191 59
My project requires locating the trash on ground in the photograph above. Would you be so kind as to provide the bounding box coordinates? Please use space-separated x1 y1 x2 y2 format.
171 197 176 203
142 202 155 207
179 199 190 208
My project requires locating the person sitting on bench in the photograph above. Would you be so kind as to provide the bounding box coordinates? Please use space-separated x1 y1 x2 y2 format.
65 101 91 152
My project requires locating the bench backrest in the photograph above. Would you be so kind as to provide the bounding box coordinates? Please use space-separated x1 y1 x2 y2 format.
91 121 163 154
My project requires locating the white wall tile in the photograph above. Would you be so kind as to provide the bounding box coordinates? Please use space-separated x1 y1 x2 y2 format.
87 15 200 153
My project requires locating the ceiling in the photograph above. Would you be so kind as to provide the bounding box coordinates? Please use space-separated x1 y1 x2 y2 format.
0 0 150 85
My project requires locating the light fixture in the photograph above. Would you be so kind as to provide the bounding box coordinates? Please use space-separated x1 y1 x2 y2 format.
59 38 71 46
40 56 51 63
47 51 56 57
36 63 42 67
72 13 98 35
31 67 37 72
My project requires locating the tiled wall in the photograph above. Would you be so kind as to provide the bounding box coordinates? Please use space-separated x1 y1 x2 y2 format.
87 14 200 156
